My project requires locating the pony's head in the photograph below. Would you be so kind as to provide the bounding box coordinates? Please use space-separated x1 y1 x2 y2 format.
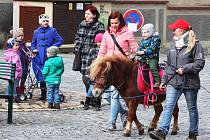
89 56 112 97
90 55 131 97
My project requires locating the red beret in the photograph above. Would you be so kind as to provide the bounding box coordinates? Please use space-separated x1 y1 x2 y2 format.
168 19 191 30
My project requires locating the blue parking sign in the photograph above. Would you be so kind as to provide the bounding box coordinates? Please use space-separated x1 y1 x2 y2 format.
123 9 144 31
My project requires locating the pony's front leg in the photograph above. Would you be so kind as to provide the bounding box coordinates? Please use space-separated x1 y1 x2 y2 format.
123 100 138 137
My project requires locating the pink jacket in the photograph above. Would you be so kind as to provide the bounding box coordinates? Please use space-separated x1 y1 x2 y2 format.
98 26 139 58
4 48 22 80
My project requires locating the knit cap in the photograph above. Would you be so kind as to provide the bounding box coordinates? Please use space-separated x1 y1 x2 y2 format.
95 33 103 43
141 23 155 37
39 14 49 24
47 46 59 56
10 28 24 39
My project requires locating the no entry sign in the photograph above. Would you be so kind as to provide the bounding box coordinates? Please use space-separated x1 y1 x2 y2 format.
123 9 144 32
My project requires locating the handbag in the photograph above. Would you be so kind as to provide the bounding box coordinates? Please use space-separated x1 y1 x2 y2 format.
72 46 82 71
110 34 126 56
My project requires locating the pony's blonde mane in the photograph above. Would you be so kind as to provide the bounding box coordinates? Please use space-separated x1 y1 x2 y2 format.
89 55 130 81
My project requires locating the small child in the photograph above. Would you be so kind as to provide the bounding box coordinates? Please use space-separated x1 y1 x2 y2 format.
137 23 161 87
83 33 103 111
95 33 103 48
42 46 64 109
4 38 22 101
10 28 29 92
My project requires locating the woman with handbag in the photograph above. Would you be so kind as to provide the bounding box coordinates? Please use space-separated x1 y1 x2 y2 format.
97 11 139 130
73 5 105 110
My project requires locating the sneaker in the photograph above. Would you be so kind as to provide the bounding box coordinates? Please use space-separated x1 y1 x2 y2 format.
120 111 128 128
186 135 197 140
108 123 117 131
149 129 166 140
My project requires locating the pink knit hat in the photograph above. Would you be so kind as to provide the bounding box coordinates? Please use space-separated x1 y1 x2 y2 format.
95 33 103 43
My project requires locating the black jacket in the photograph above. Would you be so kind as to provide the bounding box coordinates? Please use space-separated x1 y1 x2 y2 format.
161 40 205 89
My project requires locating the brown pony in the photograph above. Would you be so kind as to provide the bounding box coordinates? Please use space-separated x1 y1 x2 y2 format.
90 55 179 137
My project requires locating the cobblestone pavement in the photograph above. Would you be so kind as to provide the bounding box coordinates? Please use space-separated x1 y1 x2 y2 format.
0 51 210 140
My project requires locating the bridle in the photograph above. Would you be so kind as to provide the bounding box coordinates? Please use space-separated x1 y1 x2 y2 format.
93 62 134 93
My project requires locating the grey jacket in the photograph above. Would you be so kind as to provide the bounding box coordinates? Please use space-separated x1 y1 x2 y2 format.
161 40 205 89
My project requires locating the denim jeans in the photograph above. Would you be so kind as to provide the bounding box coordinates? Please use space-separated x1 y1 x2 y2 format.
6 79 17 97
47 84 60 104
87 84 93 97
159 85 199 136
103 86 127 124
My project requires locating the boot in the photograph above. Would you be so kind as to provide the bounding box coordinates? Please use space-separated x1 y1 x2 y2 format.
89 97 96 107
39 82 46 100
95 97 101 111
54 103 60 109
39 89 46 100
83 97 91 110
48 103 53 109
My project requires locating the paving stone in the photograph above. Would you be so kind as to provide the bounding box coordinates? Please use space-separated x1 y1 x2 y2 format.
0 52 210 140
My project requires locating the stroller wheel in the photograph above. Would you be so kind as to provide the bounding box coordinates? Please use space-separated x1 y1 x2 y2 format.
59 94 65 102
19 94 26 101
26 92 33 99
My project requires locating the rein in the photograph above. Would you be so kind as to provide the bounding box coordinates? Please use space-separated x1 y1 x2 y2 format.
103 91 166 102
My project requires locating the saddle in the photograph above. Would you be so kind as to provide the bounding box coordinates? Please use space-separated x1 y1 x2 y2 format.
138 63 165 87
137 62 166 107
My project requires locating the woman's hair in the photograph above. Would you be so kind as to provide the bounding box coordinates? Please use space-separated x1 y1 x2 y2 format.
185 27 197 53
85 5 100 22
107 11 126 32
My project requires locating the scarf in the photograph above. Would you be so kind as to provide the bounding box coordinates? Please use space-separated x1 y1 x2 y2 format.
173 31 189 49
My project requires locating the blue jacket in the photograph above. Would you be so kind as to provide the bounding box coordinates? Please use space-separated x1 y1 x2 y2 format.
31 26 63 81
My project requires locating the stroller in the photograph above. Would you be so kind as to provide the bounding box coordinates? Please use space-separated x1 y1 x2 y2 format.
16 46 65 102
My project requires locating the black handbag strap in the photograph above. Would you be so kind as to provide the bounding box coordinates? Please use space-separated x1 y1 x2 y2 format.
110 34 126 56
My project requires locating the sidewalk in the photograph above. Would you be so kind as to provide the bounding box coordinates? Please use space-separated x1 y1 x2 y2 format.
0 51 86 112
0 50 210 140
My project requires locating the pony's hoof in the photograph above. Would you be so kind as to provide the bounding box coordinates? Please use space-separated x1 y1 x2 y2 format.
123 130 131 137
139 128 144 135
171 131 177 135
148 128 154 132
